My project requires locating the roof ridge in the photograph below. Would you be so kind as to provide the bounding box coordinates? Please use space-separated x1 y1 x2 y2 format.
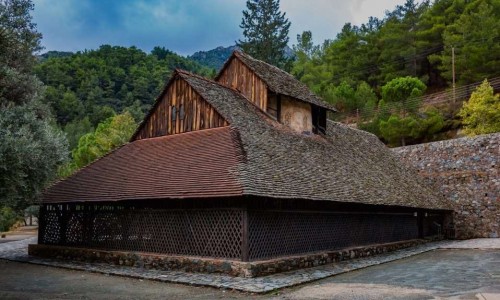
234 50 288 75
134 126 231 143
175 69 242 92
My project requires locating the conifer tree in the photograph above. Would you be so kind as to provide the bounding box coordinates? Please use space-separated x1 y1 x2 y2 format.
237 0 291 69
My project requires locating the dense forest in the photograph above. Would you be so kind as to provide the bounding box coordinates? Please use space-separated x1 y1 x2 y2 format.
33 0 500 151
35 46 215 150
293 0 500 94
189 45 237 70
290 0 500 145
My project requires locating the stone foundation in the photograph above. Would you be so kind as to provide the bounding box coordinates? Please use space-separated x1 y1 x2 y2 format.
29 239 430 277
394 133 499 239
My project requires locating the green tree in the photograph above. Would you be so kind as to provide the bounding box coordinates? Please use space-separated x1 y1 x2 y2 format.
381 76 426 114
458 79 500 136
436 1 500 85
34 44 213 144
63 117 94 151
380 114 420 146
0 102 68 210
237 0 291 68
379 108 444 146
61 112 137 177
378 0 428 82
0 0 68 213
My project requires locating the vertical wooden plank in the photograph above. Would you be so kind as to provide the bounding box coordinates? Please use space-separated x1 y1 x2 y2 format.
167 103 172 135
182 81 186 133
209 107 214 128
174 79 179 134
263 82 267 111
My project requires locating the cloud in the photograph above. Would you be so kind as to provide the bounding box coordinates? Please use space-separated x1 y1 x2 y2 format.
31 0 412 55
281 0 408 45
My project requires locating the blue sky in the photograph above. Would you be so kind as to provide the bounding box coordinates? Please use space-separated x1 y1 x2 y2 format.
32 0 408 56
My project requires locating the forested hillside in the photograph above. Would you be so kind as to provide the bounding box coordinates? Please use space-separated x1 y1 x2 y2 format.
293 0 499 95
189 46 237 69
291 0 500 145
31 0 500 151
35 45 215 150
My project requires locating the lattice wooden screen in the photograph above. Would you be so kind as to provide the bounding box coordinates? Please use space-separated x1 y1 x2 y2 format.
39 203 430 262
248 211 419 261
38 204 244 260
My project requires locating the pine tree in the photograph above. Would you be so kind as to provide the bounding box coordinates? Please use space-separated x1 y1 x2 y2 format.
437 1 500 85
237 0 291 68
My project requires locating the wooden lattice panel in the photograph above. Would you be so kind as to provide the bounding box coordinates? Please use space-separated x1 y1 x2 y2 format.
38 204 244 260
248 211 419 261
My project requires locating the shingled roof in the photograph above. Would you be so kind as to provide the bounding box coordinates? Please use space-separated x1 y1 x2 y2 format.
178 72 450 210
42 126 244 203
216 50 337 111
43 70 451 211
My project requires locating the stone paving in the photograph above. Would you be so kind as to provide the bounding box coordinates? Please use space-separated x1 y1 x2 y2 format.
0 237 498 293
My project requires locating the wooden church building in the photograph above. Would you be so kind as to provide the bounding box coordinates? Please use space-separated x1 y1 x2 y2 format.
31 51 452 275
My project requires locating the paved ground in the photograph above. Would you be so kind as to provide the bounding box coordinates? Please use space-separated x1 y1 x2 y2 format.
0 226 37 244
277 249 500 300
0 259 258 300
0 227 499 299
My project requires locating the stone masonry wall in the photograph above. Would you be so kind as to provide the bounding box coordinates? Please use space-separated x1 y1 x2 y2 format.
28 239 427 277
393 133 499 239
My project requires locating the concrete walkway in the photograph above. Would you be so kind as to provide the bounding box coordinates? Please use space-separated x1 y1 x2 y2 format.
278 249 500 300
0 234 498 294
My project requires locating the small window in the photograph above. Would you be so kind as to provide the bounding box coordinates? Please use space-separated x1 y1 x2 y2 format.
312 106 326 134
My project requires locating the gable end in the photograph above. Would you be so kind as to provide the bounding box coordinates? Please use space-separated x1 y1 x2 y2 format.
132 74 229 141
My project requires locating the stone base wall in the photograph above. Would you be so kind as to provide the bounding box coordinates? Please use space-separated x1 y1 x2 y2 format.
29 239 428 277
393 133 499 239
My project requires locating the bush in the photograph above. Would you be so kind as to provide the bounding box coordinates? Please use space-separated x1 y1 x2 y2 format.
0 207 21 232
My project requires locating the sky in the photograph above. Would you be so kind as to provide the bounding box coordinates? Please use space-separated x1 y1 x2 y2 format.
32 0 409 56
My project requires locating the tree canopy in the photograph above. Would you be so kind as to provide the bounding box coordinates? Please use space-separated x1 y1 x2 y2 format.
34 45 214 153
292 0 500 95
59 112 137 177
291 0 500 144
237 0 291 69
0 0 68 215
458 80 500 136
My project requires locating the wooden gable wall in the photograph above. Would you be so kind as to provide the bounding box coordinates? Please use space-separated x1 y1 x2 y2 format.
217 57 268 111
133 77 228 141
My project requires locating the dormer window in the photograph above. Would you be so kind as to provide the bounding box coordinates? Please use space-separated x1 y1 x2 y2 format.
312 106 327 135
280 96 313 134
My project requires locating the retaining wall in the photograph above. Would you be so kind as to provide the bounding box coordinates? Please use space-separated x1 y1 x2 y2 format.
393 133 499 239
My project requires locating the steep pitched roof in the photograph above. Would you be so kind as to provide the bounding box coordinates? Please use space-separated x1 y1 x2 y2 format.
179 73 451 210
216 50 337 111
42 127 244 203
43 70 451 211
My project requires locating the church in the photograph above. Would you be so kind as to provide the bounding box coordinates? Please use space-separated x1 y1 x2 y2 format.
30 51 452 276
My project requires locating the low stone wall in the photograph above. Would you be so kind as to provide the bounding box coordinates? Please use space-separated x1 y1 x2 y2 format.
393 133 499 239
28 239 428 277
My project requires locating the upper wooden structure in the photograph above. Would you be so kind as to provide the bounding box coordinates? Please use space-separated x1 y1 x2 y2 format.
43 51 452 211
